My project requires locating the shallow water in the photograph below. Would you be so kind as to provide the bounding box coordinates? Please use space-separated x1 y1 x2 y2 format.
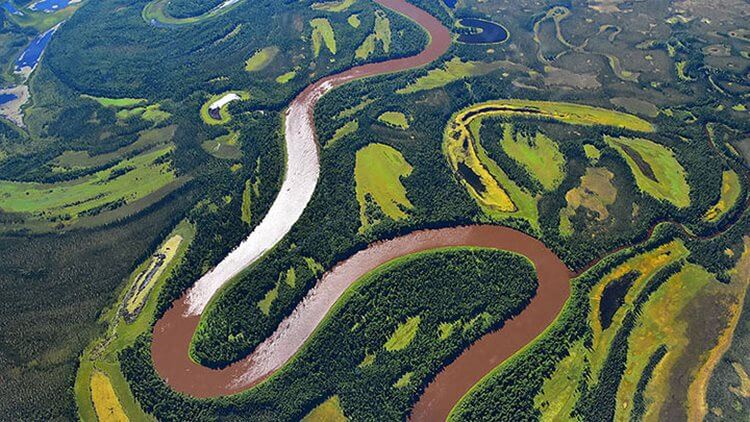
0 93 17 106
15 26 56 73
29 0 74 12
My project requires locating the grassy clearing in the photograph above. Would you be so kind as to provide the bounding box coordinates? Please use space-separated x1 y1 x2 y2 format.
703 170 741 222
326 120 359 148
310 18 337 57
355 10 391 60
199 91 250 125
312 0 356 12
258 283 280 316
377 111 409 129
384 316 421 351
90 370 128 422
584 144 601 163
588 241 689 378
81 95 146 108
535 340 588 420
335 98 375 120
125 234 183 315
202 131 242 160
500 124 565 191
245 46 279 72
241 179 254 225
397 57 499 94
616 263 715 421
0 146 175 221
354 143 413 231
444 109 542 229
347 14 360 28
276 70 297 84
605 136 690 208
116 104 171 124
559 167 617 236
456 99 654 133
75 221 194 421
394 372 413 388
52 126 175 171
302 395 348 421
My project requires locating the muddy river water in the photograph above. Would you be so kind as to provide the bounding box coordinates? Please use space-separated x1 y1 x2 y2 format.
153 1 571 419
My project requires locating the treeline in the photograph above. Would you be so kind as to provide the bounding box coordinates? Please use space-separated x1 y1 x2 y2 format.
122 248 538 420
0 180 194 419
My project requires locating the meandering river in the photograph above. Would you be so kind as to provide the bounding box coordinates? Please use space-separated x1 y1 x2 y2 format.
152 1 570 419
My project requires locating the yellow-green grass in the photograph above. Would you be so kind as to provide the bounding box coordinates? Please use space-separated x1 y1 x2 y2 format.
304 256 325 276
241 179 255 225
499 124 565 191
377 111 409 129
275 70 297 84
116 104 171 124
444 109 540 229
90 370 128 422
201 131 242 160
384 316 421 351
588 241 689 379
676 61 694 81
335 98 375 120
456 99 654 133
355 10 391 60
615 264 717 421
347 14 360 28
81 95 146 108
310 18 337 57
75 221 194 422
704 170 742 222
125 234 183 314
199 91 249 125
258 268 296 315
535 340 588 421
438 320 461 340
245 46 279 72
6 3 79 31
688 237 750 421
52 126 175 171
394 371 413 388
312 0 356 12
559 167 617 236
326 120 359 148
604 53 639 82
258 285 279 315
0 146 175 221
359 352 376 367
397 57 500 94
605 136 690 208
354 143 413 231
583 144 601 163
301 395 348 421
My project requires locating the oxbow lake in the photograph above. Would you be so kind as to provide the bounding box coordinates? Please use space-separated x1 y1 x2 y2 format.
457 18 509 44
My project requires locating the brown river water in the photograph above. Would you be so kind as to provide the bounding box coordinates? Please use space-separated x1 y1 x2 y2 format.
152 2 573 419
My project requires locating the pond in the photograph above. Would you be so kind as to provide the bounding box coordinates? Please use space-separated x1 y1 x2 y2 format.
29 0 76 13
2 1 23 15
15 26 56 73
0 93 17 106
442 0 457 8
456 18 509 44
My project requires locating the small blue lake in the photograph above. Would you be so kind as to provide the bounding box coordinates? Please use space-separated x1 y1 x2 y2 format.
15 28 56 72
29 0 74 13
0 93 17 106
442 0 457 8
1 1 24 15
456 18 509 44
